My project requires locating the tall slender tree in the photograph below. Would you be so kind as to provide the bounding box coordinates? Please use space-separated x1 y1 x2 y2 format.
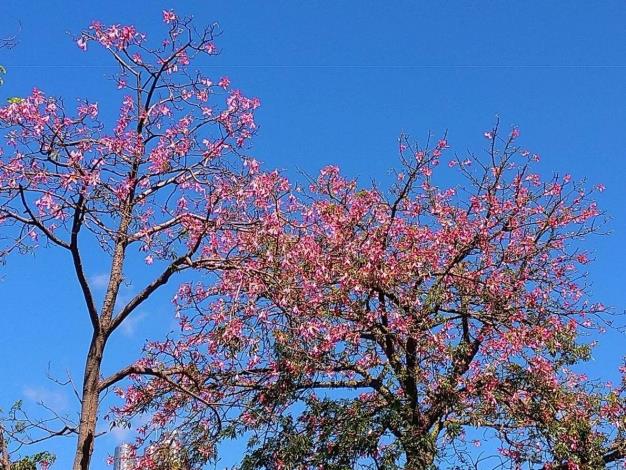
0 10 266 470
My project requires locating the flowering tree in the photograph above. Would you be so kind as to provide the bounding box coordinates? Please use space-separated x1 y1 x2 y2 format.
1 10 624 470
0 11 265 470
116 129 625 469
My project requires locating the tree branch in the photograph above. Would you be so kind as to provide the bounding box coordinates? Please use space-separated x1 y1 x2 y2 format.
69 196 99 331
18 187 70 249
107 257 187 335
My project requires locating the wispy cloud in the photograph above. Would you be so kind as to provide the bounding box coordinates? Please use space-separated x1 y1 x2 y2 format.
90 273 110 290
23 386 69 411
120 311 148 337
89 273 147 337
109 424 132 444
89 272 135 312
100 412 152 445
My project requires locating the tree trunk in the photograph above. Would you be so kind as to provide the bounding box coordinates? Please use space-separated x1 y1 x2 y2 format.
404 436 436 470
405 450 436 470
0 423 10 470
72 333 105 470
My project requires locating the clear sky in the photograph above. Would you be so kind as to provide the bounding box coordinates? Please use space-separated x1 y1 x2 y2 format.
1 1 625 468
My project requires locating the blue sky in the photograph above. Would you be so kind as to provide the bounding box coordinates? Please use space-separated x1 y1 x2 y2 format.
1 1 625 468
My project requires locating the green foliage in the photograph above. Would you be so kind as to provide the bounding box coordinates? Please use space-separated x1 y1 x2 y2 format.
1 402 56 470
12 452 56 470
239 397 404 469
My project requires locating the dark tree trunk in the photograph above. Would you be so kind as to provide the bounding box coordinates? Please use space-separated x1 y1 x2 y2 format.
403 434 436 470
71 196 131 470
72 333 105 470
0 423 10 470
405 450 436 470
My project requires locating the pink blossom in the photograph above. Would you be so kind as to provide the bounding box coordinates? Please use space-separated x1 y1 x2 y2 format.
77 36 88 51
163 9 177 24
218 76 231 89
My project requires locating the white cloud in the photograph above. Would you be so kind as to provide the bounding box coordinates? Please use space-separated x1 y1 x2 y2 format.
89 273 146 336
109 424 132 444
23 386 69 411
120 311 148 338
101 412 152 445
89 273 135 307
90 273 110 290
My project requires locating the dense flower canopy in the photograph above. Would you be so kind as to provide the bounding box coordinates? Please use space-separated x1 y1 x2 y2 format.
0 15 261 267
115 130 625 468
